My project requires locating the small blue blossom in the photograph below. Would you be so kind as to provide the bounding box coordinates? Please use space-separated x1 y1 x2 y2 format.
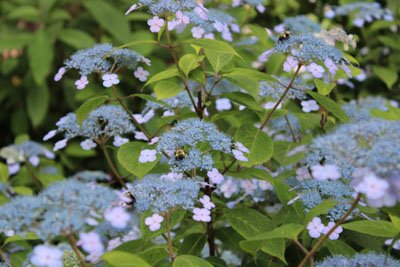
281 16 321 33
131 174 200 212
317 252 400 267
70 170 111 182
259 75 313 101
138 0 197 15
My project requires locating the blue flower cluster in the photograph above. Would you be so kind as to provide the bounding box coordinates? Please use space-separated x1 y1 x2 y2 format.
317 252 400 267
342 96 390 122
326 2 394 27
0 180 118 240
0 141 54 164
280 16 321 33
70 170 111 182
259 75 313 101
268 114 301 141
63 44 147 76
131 174 200 212
157 118 233 172
138 0 197 15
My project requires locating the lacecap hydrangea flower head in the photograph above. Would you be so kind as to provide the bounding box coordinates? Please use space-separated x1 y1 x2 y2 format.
44 105 135 151
316 252 400 267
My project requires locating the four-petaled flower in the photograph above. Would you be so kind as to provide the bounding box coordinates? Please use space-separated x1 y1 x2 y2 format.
324 58 338 76
148 16 165 33
283 56 299 72
102 73 120 88
311 164 341 181
307 62 325 78
301 100 320 113
323 221 343 240
75 76 89 90
134 67 150 82
145 213 164 231
80 139 97 150
192 27 205 39
139 149 157 163
207 168 224 184
199 195 215 210
192 208 211 222
307 217 325 238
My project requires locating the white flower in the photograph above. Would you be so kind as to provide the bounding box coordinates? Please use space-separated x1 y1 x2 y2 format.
107 237 122 251
216 98 232 111
53 138 68 151
263 101 283 110
175 11 190 25
235 142 249 153
125 3 139 15
102 73 119 88
220 179 238 198
54 67 66 82
355 173 389 200
44 150 55 159
258 48 274 62
258 180 273 190
306 217 325 238
230 24 240 33
30 245 63 267
222 30 233 41
77 232 104 254
104 207 131 229
135 131 148 141
194 4 208 20
43 130 57 141
353 18 365 27
149 137 159 145
133 110 154 124
162 110 175 117
232 149 248 162
191 27 205 39
80 139 97 150
113 135 129 147
324 58 338 76
341 62 352 78
296 167 312 181
29 155 40 166
232 0 241 7
323 222 343 240
283 56 298 72
199 195 215 210
207 168 224 184
307 62 325 78
4 229 14 237
134 67 149 82
311 164 341 181
145 213 164 231
385 239 400 250
75 76 89 90
138 149 157 163
147 16 165 33
325 10 335 19
241 179 258 195
256 4 266 13
301 100 319 113
274 24 285 34
8 163 20 175
192 208 211 222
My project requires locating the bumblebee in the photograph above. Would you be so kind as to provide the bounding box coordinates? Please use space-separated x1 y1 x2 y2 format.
278 31 291 43
175 148 187 161
123 191 136 208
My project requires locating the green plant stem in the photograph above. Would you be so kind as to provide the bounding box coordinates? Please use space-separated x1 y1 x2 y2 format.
284 114 298 143
24 160 41 188
164 210 176 262
259 64 302 130
100 143 126 188
66 233 89 267
299 194 361 267
0 249 11 267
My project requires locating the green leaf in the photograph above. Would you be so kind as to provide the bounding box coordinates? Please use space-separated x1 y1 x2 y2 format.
28 29 53 85
371 105 400 120
12 186 34 195
7 6 40 20
314 79 336 96
342 220 398 237
235 125 273 167
118 142 160 179
223 92 262 111
154 80 183 100
75 96 109 125
225 208 274 238
58 29 96 49
145 68 179 85
205 49 233 73
84 0 130 43
242 224 304 241
179 54 200 77
26 84 49 127
102 251 151 267
273 141 306 165
0 162 9 184
173 255 213 267
372 66 398 89
188 39 240 57
326 240 356 257
4 232 38 246
304 200 338 224
137 246 168 266
224 71 259 98
178 233 207 256
306 90 349 123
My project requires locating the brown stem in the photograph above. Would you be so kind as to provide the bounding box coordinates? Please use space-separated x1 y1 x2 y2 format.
284 115 298 143
100 143 126 188
163 210 176 262
0 249 11 267
298 194 361 267
24 160 41 188
221 159 236 175
203 176 216 256
293 239 313 266
66 233 89 267
259 64 302 130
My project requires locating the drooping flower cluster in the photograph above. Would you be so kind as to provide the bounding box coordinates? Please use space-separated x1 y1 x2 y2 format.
54 44 150 89
156 118 244 172
0 141 55 175
0 180 119 240
130 174 200 213
316 252 400 267
44 105 135 151
325 2 394 28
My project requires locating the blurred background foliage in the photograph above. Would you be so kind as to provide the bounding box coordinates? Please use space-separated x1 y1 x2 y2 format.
0 0 399 174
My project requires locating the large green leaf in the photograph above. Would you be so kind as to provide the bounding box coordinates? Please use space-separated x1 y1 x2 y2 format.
224 71 259 98
117 142 160 179
178 233 207 256
188 39 240 57
179 54 200 77
58 29 96 49
372 65 398 89
304 200 338 224
26 84 49 127
235 125 273 167
154 80 183 99
326 240 356 257
223 92 262 111
28 29 53 86
205 49 233 73
84 0 130 43
137 246 168 266
342 220 398 237
306 90 349 123
102 251 151 267
173 255 213 267
145 68 180 85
